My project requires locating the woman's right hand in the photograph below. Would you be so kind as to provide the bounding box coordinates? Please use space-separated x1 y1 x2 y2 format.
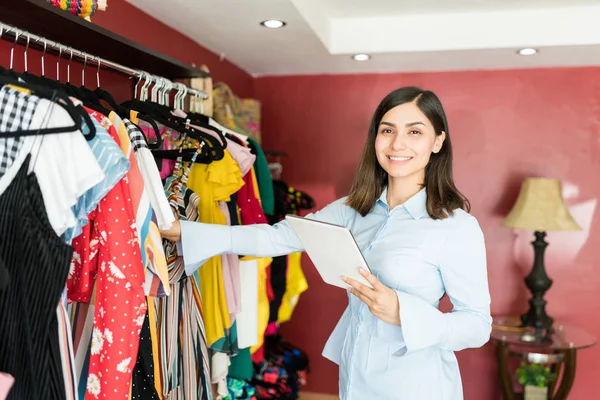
160 220 182 242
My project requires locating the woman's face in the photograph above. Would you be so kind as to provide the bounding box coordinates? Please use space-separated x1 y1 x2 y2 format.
374 102 445 184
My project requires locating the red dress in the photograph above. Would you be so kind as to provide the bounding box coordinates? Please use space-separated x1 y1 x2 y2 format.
68 112 147 399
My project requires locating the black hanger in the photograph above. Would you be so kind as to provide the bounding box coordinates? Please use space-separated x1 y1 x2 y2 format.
0 75 95 139
123 75 220 160
123 98 220 159
151 148 214 164
175 106 229 149
89 66 163 149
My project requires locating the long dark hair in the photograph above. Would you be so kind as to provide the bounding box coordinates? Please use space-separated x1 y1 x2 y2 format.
345 86 470 219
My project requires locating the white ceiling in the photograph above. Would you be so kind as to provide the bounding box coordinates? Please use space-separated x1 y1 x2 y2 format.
126 0 600 77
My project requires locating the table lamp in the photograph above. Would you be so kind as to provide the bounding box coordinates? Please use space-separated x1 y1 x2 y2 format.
502 178 581 341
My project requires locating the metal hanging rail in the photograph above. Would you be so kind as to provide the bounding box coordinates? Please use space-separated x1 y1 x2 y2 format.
0 22 208 99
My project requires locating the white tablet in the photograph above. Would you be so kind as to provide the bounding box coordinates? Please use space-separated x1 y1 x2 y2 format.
285 214 373 289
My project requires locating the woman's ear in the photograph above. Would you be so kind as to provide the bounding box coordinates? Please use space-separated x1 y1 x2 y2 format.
432 131 446 154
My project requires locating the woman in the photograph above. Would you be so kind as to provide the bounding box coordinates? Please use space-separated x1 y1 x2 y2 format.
161 86 492 400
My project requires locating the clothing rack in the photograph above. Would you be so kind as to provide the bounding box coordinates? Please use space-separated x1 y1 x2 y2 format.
0 22 209 99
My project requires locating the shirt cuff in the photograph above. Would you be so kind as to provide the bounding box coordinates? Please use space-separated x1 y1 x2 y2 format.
396 290 445 355
179 220 233 276
375 291 445 356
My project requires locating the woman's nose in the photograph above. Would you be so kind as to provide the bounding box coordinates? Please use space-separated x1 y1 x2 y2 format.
390 133 407 151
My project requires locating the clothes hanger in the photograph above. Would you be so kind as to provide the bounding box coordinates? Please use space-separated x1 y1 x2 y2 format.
125 73 220 160
28 38 63 91
171 86 230 146
0 29 95 139
175 84 243 143
91 57 124 112
0 27 19 79
73 53 115 116
119 73 163 150
146 78 215 163
95 69 164 149
0 74 96 139
61 47 87 100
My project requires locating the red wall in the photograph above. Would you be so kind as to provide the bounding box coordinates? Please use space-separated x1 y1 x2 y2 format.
255 69 600 399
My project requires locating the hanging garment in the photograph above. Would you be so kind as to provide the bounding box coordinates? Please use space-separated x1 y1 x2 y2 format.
234 259 259 349
268 256 287 324
62 106 130 400
277 252 308 324
124 117 171 296
68 111 147 400
130 311 160 400
0 88 106 400
0 156 73 400
127 113 175 230
0 85 40 185
186 149 244 347
109 112 170 299
62 105 130 242
246 137 273 216
0 87 105 236
159 143 212 400
137 120 179 179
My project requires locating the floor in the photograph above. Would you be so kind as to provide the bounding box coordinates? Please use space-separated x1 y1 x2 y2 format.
298 393 338 400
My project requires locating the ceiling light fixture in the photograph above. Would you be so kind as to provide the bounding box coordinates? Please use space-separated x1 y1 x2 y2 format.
518 48 538 56
260 19 286 29
352 53 371 61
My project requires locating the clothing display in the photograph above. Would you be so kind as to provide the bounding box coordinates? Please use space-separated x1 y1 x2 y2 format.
0 25 310 400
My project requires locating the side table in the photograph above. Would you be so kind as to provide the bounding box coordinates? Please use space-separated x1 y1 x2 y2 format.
491 317 596 400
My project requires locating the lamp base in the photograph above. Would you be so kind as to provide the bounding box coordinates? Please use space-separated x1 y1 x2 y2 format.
520 231 554 340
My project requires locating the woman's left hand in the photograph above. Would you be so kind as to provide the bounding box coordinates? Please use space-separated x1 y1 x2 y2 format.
343 268 401 326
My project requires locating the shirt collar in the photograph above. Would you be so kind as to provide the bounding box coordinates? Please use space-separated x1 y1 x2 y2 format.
377 186 428 220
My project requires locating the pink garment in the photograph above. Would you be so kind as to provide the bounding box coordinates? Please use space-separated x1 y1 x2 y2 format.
171 110 256 176
265 322 278 336
219 201 241 320
137 121 180 179
0 372 14 400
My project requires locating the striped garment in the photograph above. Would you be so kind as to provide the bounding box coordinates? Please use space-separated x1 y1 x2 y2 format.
122 117 171 297
156 140 212 400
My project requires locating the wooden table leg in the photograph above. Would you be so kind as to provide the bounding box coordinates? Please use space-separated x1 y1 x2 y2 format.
497 341 514 400
554 349 576 400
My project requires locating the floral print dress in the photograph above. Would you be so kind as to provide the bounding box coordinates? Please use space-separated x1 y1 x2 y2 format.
68 111 147 399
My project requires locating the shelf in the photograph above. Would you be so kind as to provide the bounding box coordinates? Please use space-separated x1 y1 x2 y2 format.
0 0 210 79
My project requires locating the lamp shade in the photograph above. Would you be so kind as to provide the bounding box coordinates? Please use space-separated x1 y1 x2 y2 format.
503 178 581 231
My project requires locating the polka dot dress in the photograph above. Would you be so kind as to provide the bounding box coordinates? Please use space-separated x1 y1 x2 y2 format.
69 127 147 399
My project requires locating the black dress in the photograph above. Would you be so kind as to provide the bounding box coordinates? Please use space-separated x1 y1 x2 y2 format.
0 155 73 400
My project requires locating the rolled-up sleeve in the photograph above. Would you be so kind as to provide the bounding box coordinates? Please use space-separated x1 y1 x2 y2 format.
179 197 352 276
394 216 492 355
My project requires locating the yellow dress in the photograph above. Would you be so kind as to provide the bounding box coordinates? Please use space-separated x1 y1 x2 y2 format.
277 252 308 324
186 150 244 347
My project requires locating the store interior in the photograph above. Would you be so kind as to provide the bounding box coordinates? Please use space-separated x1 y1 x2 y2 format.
0 1 599 399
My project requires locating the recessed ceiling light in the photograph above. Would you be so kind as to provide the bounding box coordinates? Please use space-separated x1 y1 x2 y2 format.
518 48 538 56
352 53 371 61
260 19 286 29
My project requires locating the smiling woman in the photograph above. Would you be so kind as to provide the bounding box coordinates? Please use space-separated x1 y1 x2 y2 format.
160 86 492 400
346 86 469 218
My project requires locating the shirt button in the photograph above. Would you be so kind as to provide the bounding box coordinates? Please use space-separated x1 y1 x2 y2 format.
258 214 262 217
247 199 251 202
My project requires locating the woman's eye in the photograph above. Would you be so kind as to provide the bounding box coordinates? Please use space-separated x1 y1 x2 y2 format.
380 128 393 134
409 130 421 135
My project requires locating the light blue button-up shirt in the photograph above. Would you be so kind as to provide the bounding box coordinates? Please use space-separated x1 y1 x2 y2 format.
179 187 492 400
